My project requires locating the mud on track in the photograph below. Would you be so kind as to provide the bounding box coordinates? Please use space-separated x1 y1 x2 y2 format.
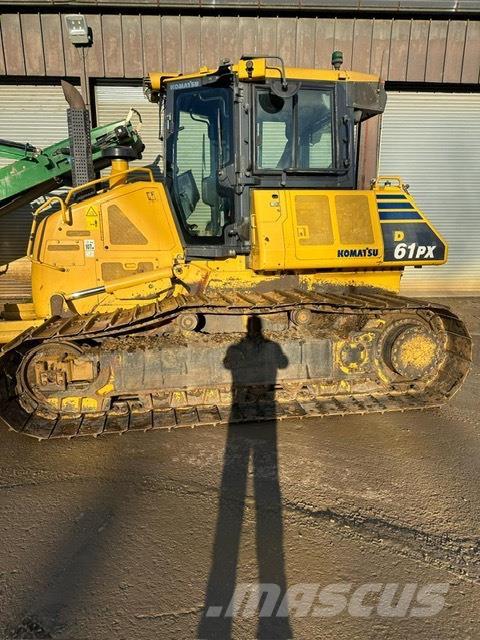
0 297 478 640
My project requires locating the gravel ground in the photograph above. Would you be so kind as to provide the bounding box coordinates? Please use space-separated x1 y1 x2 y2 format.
0 297 478 640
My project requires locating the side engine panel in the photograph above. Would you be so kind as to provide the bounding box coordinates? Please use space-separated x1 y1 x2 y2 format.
250 188 384 271
31 181 182 317
250 185 447 272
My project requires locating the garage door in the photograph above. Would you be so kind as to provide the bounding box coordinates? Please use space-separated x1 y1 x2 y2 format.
95 84 161 175
0 84 69 300
379 92 480 296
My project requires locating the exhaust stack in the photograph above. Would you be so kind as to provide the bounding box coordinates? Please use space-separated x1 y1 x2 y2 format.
61 80 94 187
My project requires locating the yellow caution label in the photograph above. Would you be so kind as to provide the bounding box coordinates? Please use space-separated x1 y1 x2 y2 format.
86 206 99 230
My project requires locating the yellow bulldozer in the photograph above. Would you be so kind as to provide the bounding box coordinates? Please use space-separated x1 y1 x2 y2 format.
0 54 472 439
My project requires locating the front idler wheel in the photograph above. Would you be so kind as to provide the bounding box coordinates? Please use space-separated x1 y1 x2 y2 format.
380 319 443 381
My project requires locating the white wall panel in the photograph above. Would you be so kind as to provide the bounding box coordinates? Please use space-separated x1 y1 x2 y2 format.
379 92 480 295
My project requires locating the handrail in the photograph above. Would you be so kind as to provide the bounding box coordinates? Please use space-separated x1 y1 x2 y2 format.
64 166 154 206
373 176 404 188
27 197 68 272
33 195 68 224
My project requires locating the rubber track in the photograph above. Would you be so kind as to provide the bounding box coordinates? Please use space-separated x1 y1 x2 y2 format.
0 288 472 440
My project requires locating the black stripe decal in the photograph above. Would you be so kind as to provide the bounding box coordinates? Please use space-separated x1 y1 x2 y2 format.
380 211 422 220
377 202 416 210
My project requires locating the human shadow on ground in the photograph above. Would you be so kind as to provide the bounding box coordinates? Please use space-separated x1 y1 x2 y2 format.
198 315 293 639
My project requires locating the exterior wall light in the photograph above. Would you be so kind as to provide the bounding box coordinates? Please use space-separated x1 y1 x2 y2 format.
64 14 91 46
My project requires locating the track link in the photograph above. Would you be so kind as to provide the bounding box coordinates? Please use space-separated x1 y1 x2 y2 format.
0 287 472 440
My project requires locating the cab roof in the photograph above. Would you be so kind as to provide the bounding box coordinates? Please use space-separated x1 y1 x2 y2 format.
147 57 381 94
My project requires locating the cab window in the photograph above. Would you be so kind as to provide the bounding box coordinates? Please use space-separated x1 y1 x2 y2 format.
256 87 333 171
169 85 234 243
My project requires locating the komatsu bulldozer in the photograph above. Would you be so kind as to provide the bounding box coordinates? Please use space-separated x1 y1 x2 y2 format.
0 54 472 440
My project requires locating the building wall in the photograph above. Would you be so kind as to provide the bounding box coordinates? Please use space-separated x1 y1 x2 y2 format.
0 12 479 84
0 1 479 12
1 11 478 188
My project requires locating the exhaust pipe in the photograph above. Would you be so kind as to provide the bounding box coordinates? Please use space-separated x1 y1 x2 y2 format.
61 80 94 187
61 80 86 110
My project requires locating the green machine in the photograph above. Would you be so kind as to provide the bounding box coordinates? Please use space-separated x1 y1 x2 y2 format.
0 109 144 218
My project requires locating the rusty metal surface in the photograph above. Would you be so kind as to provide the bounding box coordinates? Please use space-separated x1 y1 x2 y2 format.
0 1 479 10
0 13 478 84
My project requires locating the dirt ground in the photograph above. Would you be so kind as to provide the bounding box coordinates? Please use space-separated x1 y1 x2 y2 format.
0 298 479 640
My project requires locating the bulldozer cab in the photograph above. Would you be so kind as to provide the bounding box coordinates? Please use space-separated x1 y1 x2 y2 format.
153 56 386 259
165 78 235 250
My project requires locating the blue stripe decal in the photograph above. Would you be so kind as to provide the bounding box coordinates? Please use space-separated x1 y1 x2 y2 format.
376 194 407 200
380 211 422 220
377 201 415 210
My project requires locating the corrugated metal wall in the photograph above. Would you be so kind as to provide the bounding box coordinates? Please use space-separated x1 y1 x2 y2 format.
0 83 69 299
0 13 478 84
379 91 480 295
